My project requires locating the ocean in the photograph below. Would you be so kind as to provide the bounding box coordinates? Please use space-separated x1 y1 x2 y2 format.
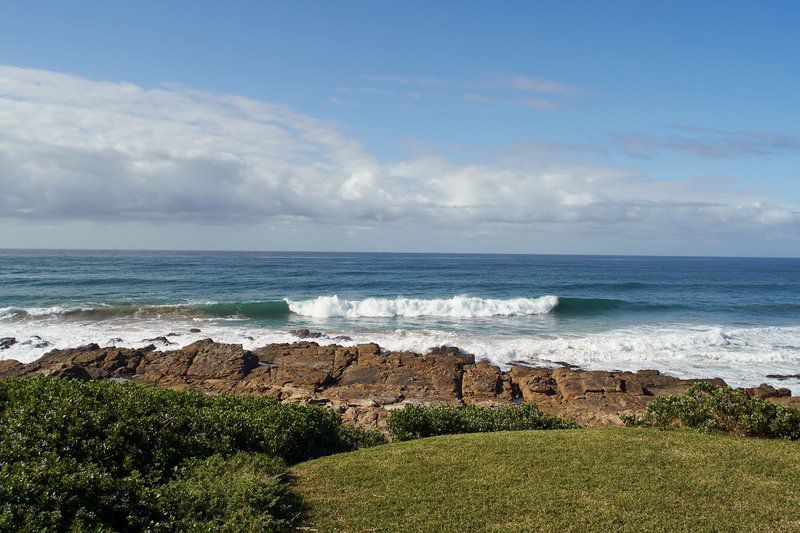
1 249 799 392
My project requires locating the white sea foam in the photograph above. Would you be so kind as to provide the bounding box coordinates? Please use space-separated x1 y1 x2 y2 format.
0 308 18 320
285 295 559 318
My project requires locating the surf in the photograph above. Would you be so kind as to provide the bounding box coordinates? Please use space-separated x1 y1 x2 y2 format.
285 295 559 318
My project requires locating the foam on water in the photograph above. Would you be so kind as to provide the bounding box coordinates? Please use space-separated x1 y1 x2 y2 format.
286 295 559 318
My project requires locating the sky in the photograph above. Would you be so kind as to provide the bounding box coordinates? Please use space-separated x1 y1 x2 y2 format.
0 1 798 256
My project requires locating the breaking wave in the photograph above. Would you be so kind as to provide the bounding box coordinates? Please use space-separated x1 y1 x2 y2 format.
285 295 559 318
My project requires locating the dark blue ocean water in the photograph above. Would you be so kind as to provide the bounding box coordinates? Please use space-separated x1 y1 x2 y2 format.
2 250 799 390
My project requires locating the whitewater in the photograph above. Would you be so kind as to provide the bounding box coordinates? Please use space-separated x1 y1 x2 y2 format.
286 295 559 318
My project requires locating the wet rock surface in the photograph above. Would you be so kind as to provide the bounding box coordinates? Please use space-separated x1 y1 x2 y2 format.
1 340 795 430
767 373 800 380
290 328 325 339
0 337 17 350
21 336 51 349
142 336 175 346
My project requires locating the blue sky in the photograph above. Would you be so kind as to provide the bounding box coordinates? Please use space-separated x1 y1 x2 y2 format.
0 1 798 255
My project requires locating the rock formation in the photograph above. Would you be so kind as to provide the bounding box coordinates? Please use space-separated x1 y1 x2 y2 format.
1 339 796 430
0 337 17 350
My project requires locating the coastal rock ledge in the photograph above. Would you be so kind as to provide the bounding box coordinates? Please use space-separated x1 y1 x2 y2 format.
1 339 796 430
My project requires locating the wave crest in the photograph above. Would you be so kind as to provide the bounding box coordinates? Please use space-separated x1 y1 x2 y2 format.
285 295 559 318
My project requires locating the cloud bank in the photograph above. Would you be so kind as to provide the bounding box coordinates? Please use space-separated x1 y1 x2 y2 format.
0 66 798 247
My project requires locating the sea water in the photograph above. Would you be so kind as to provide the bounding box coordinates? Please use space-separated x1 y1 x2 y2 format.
1 250 799 391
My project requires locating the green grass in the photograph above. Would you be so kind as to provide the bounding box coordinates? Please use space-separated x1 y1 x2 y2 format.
293 428 800 532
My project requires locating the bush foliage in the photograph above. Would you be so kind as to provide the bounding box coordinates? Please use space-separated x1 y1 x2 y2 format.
155 453 299 532
0 377 385 531
387 402 581 441
623 382 800 440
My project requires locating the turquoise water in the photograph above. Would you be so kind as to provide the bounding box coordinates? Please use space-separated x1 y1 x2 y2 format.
1 250 799 390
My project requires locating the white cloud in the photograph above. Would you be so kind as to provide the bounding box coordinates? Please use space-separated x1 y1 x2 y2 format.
0 65 798 245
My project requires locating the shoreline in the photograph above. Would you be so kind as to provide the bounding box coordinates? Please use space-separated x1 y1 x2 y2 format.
2 338 798 430
3 320 800 394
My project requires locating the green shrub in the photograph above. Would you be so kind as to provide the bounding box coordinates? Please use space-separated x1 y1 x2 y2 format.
0 451 151 532
623 382 800 439
337 423 389 450
0 377 385 531
387 403 581 441
153 452 298 532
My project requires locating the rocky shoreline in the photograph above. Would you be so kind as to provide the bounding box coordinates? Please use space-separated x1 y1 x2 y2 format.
1 338 797 431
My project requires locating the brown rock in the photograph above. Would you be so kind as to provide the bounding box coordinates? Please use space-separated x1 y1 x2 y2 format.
19 344 150 380
741 383 790 400
618 372 646 396
551 368 627 400
507 366 557 398
552 368 586 400
42 365 92 380
462 361 514 404
329 349 468 405
634 370 694 396
235 365 284 397
356 343 381 357
185 340 259 380
770 396 800 409
137 339 258 391
580 371 624 394
0 359 24 377
248 342 353 394
428 345 461 356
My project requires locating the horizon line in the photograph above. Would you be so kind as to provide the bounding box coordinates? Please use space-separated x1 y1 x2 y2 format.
1 247 798 260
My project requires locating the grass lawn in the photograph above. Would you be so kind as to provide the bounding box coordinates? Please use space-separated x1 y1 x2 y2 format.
292 428 800 532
